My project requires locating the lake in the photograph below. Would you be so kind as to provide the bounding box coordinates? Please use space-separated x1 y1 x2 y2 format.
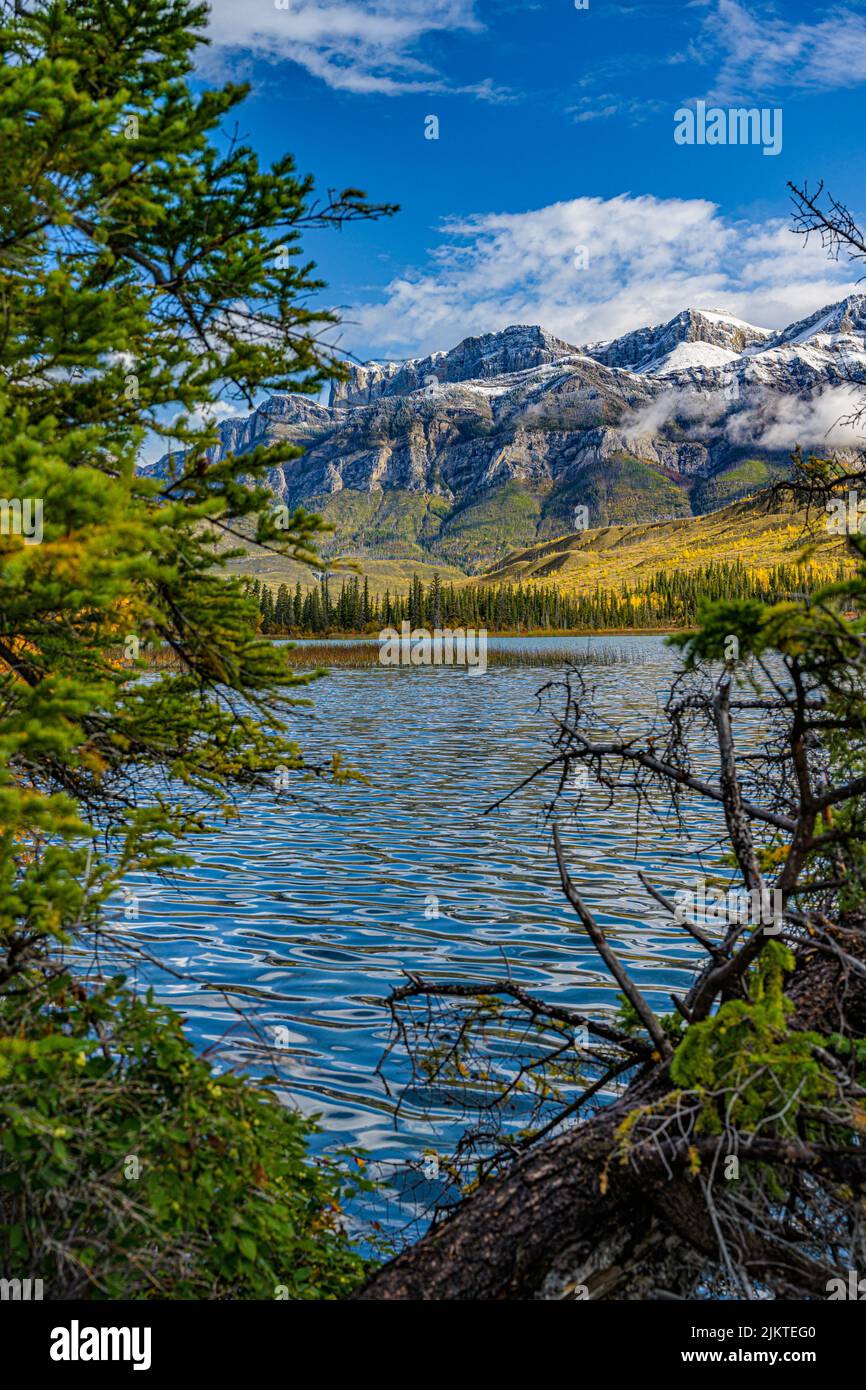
110 635 731 1237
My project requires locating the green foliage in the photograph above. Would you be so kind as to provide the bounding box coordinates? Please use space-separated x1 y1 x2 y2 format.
0 0 393 1297
616 993 684 1046
434 481 546 571
252 559 848 635
562 453 692 527
0 0 391 942
669 942 835 1137
312 488 441 559
691 458 784 512
673 483 866 913
0 968 370 1298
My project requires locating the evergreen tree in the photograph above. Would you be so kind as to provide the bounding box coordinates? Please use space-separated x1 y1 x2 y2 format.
275 582 290 629
430 572 443 629
0 0 393 1298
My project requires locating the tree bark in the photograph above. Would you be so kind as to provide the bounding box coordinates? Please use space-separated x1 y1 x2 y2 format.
355 922 866 1300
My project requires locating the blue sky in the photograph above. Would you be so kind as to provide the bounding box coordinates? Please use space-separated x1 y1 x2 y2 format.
198 0 866 364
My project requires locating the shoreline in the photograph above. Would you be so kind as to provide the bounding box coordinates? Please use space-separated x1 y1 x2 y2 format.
268 625 693 641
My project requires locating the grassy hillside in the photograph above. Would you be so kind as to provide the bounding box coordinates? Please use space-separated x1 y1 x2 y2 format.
481 495 850 594
432 480 547 569
219 487 851 608
543 453 693 529
309 488 452 559
691 458 788 512
305 462 708 573
221 543 466 597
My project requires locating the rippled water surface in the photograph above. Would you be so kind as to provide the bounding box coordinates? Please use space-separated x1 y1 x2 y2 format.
112 636 733 1229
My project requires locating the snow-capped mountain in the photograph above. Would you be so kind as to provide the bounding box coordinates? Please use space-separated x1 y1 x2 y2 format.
150 295 866 572
585 308 772 373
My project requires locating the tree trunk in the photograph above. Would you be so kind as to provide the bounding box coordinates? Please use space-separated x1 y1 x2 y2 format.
355 922 866 1300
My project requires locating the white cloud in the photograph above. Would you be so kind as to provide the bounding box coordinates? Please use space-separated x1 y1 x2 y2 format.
623 389 728 444
202 0 496 96
567 95 663 124
701 0 866 102
623 383 866 454
726 386 866 450
346 193 858 358
182 399 251 432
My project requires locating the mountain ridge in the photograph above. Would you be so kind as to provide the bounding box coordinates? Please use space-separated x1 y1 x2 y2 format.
149 294 866 573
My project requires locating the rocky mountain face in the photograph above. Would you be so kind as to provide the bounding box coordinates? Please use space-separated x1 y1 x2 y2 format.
149 296 866 572
585 308 772 371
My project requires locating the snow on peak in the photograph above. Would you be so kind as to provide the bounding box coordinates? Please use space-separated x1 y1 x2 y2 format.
647 341 741 375
693 309 770 333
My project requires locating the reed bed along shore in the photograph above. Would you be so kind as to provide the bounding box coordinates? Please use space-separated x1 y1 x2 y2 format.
125 639 656 673
285 641 654 669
